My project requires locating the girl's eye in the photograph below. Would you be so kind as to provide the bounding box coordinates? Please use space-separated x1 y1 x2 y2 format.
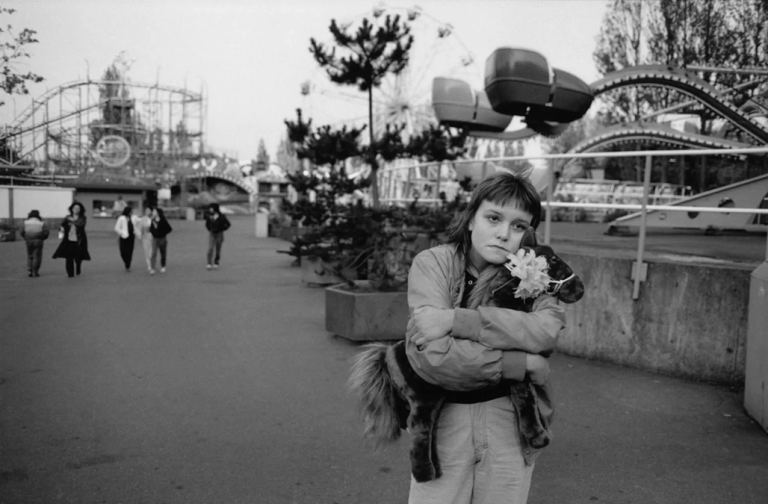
487 215 499 223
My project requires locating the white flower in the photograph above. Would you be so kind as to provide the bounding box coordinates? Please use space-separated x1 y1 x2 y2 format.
504 249 552 299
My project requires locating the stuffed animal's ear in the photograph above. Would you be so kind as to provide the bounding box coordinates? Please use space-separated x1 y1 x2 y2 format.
521 227 537 248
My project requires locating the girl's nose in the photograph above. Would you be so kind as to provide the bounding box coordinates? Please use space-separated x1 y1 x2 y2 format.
497 224 510 241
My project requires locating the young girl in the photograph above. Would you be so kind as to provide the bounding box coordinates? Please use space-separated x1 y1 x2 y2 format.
405 172 566 504
52 202 91 278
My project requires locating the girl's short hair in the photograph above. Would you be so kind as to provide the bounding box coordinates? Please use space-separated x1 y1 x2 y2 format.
446 171 542 257
121 205 133 217
68 201 86 218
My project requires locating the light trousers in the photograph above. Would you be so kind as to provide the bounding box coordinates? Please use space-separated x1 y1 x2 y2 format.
408 396 534 504
141 235 153 271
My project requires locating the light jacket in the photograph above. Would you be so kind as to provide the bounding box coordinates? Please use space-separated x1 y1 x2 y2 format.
21 218 49 241
405 243 566 391
137 216 153 240
405 243 566 465
114 215 142 239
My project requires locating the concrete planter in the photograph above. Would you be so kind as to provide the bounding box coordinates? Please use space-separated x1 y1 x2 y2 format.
325 281 408 341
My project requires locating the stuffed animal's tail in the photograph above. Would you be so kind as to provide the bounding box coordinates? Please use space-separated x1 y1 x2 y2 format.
348 343 403 448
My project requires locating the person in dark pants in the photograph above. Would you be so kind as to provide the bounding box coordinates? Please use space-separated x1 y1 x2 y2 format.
52 202 91 277
114 206 139 271
21 209 50 277
149 207 173 273
204 203 231 269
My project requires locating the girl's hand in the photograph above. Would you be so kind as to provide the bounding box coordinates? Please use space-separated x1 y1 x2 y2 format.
407 307 453 348
525 354 550 385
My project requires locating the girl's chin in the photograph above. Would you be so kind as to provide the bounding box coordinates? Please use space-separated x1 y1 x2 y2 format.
483 250 509 265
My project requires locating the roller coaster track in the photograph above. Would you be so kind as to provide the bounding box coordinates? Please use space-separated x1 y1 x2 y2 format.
469 65 768 150
591 65 768 145
4 79 202 135
568 122 756 156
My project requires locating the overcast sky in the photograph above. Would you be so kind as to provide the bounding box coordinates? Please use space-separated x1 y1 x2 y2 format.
2 0 609 162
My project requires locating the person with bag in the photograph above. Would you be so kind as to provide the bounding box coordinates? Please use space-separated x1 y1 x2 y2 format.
204 203 231 269
149 207 173 273
52 202 91 277
114 206 140 272
20 209 50 277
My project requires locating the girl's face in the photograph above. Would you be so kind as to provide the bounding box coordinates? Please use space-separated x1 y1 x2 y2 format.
468 199 533 271
144 207 151 216
152 208 158 218
72 205 81 216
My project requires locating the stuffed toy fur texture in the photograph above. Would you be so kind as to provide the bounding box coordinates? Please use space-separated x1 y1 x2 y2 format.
349 232 584 483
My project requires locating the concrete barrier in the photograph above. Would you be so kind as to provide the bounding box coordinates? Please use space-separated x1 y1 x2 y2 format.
558 252 751 385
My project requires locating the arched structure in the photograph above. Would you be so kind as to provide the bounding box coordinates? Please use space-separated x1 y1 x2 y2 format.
184 172 256 196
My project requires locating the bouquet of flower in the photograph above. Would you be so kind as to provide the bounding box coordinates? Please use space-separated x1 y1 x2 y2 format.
503 248 552 299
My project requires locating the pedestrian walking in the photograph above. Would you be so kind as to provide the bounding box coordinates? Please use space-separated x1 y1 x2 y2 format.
149 207 172 273
114 206 139 271
138 206 154 274
52 201 91 278
204 203 230 269
404 172 566 504
20 209 50 277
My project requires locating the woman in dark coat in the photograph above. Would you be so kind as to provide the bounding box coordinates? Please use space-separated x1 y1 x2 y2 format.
52 201 91 277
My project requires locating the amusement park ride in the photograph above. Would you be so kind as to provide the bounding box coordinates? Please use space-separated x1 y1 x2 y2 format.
426 47 768 233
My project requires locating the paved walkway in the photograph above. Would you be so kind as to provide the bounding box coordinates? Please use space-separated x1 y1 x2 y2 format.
1 216 767 503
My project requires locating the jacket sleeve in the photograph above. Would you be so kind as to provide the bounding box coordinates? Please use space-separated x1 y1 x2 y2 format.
41 221 50 240
405 249 528 392
114 217 125 238
451 295 566 353
222 216 231 231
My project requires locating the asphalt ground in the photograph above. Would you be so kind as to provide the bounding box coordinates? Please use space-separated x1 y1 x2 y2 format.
1 216 767 504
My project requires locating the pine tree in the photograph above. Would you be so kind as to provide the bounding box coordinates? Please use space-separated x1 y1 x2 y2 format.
309 15 414 207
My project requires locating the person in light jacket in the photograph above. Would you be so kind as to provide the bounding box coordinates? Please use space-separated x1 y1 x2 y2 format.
114 206 140 271
405 172 566 504
52 201 91 277
20 209 50 277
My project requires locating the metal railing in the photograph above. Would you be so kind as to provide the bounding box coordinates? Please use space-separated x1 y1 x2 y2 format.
378 146 768 300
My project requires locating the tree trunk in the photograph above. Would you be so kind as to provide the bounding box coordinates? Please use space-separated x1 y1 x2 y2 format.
368 86 380 208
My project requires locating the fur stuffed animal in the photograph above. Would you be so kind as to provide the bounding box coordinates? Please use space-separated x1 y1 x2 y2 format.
349 236 585 483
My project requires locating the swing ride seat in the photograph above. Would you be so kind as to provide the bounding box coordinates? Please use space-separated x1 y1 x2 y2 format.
484 47 594 124
432 77 512 133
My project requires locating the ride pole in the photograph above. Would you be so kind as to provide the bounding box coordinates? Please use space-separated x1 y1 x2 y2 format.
632 155 652 300
544 163 553 245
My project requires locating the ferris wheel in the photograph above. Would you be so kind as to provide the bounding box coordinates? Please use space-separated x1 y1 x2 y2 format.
301 3 481 141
